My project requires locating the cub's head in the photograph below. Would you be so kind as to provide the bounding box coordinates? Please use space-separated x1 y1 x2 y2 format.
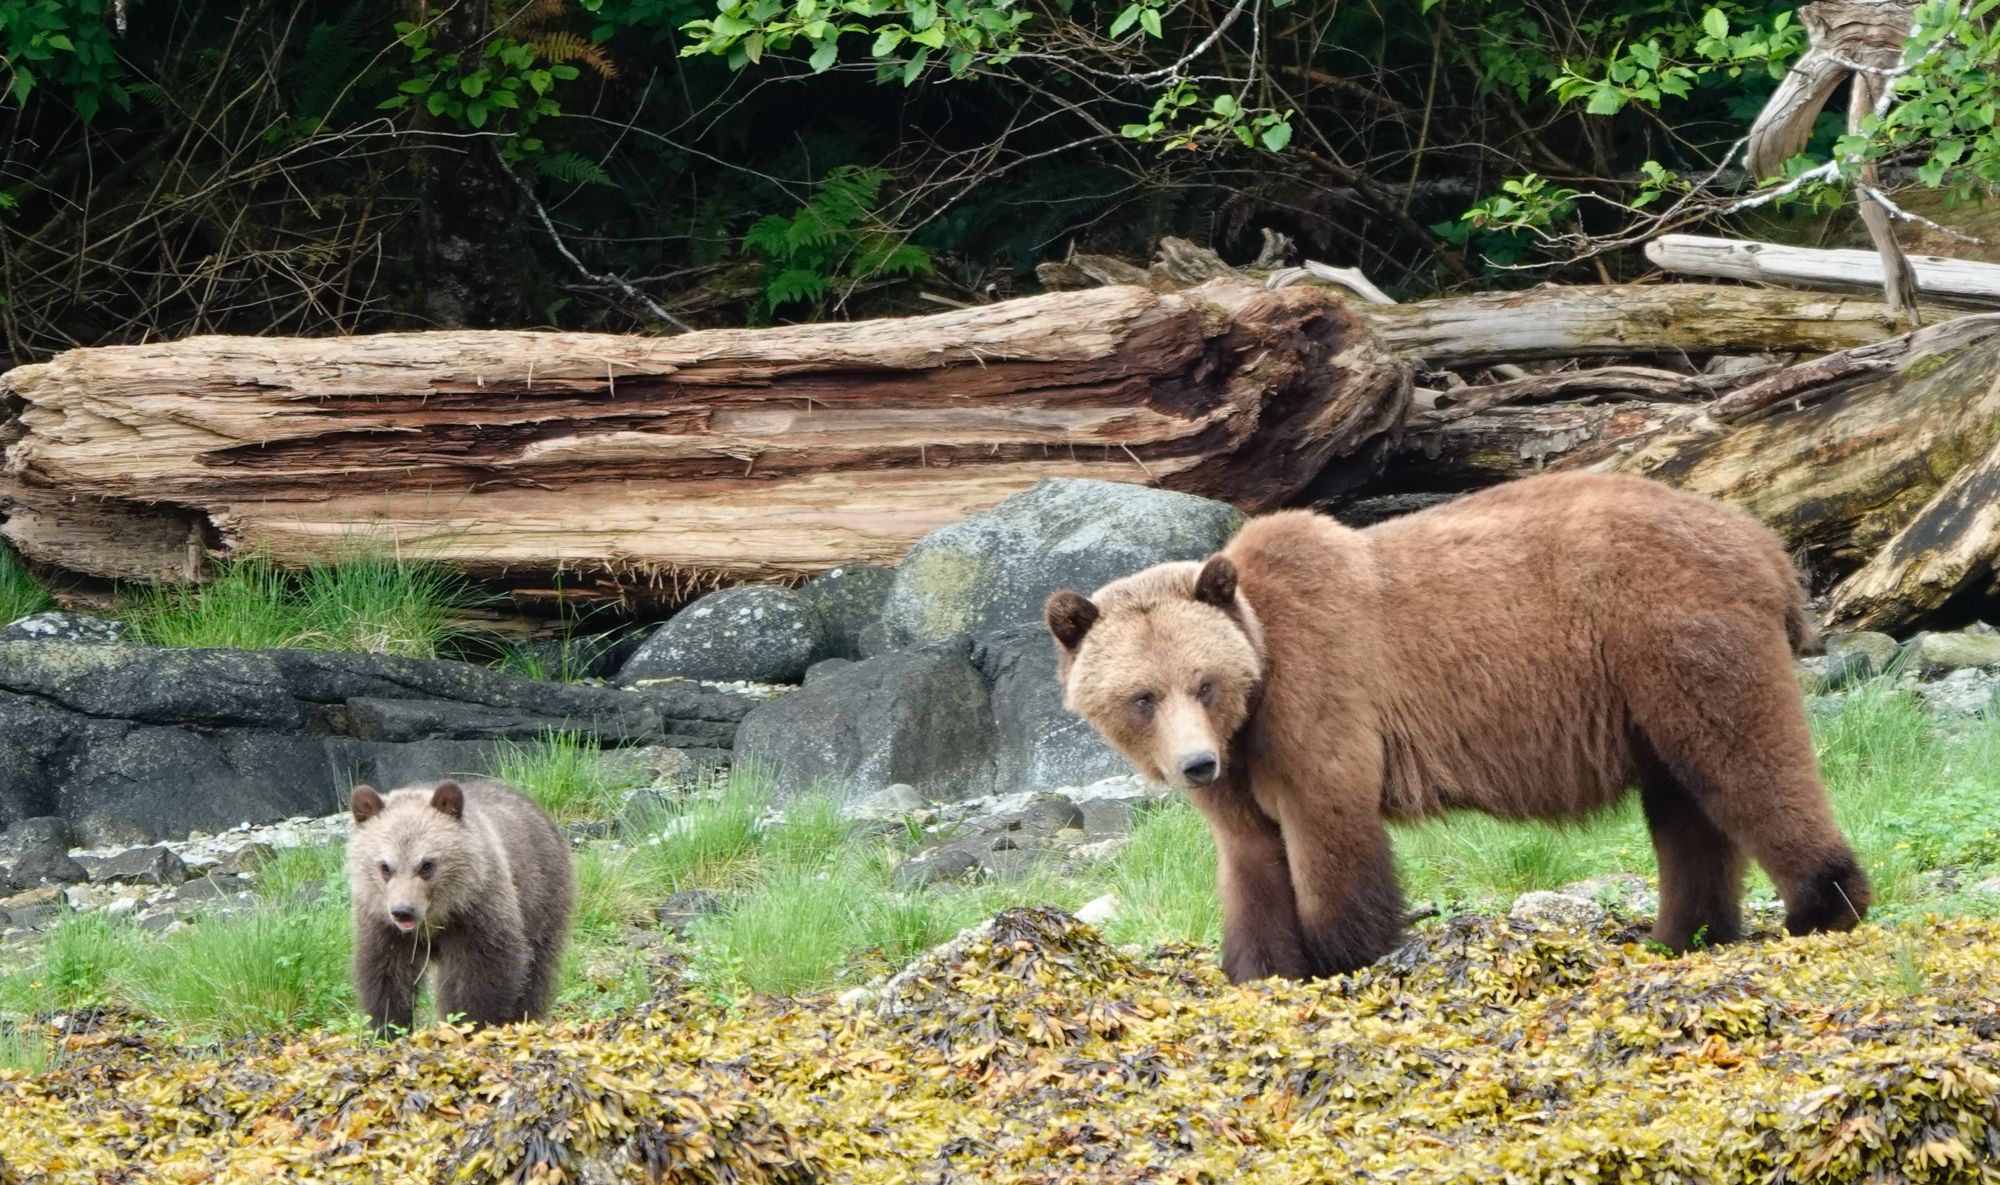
1046 554 1264 791
347 780 472 935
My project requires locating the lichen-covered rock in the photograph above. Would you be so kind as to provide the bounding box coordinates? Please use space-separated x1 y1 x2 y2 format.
0 612 127 645
875 477 1243 649
619 585 829 684
1825 629 1900 677
800 564 894 660
1901 629 2000 676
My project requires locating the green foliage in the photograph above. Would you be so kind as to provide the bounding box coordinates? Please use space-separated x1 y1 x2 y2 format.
1119 82 1295 153
120 550 483 658
377 23 577 154
740 165 932 318
1844 0 2000 200
0 0 129 120
488 733 649 826
0 546 54 627
680 0 1032 83
126 903 356 1035
27 913 138 1012
622 768 773 891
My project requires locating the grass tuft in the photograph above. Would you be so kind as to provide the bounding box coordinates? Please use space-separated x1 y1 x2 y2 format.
122 550 481 657
488 733 648 827
124 903 355 1036
0 545 54 627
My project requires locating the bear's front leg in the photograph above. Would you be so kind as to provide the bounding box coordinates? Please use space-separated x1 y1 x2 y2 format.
354 922 427 1036
1271 789 1406 977
1191 784 1312 982
432 912 534 1027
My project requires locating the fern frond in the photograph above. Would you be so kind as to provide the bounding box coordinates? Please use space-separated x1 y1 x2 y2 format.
531 31 618 79
742 215 796 260
536 150 616 187
765 268 829 311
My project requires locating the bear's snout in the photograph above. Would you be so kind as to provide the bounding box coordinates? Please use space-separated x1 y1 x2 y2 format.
389 905 419 931
1179 750 1220 786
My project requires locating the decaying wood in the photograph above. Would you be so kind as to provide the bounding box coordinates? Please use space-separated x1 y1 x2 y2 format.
1428 365 1739 418
1559 313 2000 630
0 281 1410 598
1743 0 1921 319
1391 401 1686 490
1363 284 1951 370
1646 235 2000 307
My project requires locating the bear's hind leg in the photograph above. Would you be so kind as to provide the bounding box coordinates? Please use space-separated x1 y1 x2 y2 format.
1626 615 1872 939
1638 761 1746 951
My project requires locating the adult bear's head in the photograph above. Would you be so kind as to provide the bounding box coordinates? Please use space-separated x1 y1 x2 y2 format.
1046 554 1266 791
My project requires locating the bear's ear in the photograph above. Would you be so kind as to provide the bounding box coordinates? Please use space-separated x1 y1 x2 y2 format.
1193 555 1238 609
430 779 466 821
1045 590 1100 651
350 784 384 824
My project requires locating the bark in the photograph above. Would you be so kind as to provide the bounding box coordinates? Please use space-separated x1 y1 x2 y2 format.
0 281 1409 599
1646 235 2000 307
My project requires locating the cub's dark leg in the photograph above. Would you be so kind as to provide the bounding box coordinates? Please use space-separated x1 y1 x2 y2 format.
431 912 533 1027
354 922 427 1036
1190 783 1312 982
1271 790 1404 977
1637 756 1746 951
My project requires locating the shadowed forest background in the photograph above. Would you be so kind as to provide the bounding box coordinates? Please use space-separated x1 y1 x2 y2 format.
8 0 1962 363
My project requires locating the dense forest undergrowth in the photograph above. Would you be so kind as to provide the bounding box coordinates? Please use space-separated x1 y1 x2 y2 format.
7 0 2000 366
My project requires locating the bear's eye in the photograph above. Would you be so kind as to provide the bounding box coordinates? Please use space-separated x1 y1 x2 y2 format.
1131 691 1156 716
417 859 436 879
378 860 393 880
1196 678 1215 705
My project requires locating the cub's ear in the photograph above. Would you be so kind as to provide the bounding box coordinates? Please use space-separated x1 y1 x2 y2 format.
1193 555 1238 609
1045 590 1100 651
430 779 466 821
350 784 384 824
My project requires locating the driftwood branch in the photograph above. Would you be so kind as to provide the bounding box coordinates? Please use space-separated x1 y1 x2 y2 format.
1646 235 2000 306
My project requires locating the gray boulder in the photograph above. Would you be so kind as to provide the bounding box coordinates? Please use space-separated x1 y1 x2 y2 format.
875 478 1243 649
618 586 828 684
0 612 128 645
76 845 188 886
974 625 1129 793
0 642 754 845
800 565 894 660
1900 630 2000 677
1824 630 1900 678
734 641 996 802
0 816 86 891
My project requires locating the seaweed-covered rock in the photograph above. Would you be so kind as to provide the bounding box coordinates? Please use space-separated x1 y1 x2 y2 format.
875 478 1242 649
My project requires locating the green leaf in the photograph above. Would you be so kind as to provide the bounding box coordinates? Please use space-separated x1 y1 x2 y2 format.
902 45 928 84
1212 93 1239 117
872 27 905 54
1585 85 1624 115
465 100 489 127
1259 119 1292 152
909 1 938 30
1139 7 1162 36
809 35 839 71
490 89 520 108
1120 122 1153 139
45 33 74 53
425 90 450 116
910 25 945 47
1702 8 1728 40
461 74 486 97
1109 4 1139 35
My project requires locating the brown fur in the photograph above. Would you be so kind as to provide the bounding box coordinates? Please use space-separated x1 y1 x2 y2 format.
1048 472 1871 982
347 777 576 1033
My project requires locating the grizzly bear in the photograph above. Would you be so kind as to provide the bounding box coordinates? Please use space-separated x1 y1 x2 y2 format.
346 777 575 1034
1046 472 1871 983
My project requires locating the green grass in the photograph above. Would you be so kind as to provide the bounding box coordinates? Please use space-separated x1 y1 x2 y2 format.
0 545 54 627
6 676 2000 1038
121 550 482 657
0 1022 49 1073
488 733 650 827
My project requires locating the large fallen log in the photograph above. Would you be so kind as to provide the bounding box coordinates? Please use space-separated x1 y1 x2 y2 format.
1646 234 2000 307
0 281 1409 598
1559 313 2000 630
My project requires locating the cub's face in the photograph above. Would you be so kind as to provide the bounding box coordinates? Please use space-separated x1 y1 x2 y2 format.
1047 555 1263 791
348 780 469 934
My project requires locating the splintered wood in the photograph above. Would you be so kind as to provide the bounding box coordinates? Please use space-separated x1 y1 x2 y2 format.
0 281 1409 599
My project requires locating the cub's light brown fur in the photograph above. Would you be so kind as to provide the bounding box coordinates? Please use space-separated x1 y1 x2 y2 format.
347 777 575 1033
1048 472 1870 982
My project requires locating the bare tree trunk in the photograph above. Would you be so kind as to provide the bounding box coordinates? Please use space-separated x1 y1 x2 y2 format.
0 281 1409 600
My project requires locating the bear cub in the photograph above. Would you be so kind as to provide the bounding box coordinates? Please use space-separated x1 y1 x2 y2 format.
1047 472 1871 983
347 777 575 1034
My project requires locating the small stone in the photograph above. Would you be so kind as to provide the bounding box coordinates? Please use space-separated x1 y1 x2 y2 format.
848 783 928 821
1509 890 1608 929
1824 630 1900 677
1075 893 1119 926
136 910 181 934
1 884 62 910
214 843 277 877
6 903 54 931
1973 877 2000 897
0 611 128 644
170 871 251 904
891 845 981 890
655 889 729 937
76 845 188 886
1554 873 1654 919
1901 631 2000 677
1069 837 1133 863
567 821 615 844
1079 799 1134 839
607 746 696 787
836 986 878 1012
